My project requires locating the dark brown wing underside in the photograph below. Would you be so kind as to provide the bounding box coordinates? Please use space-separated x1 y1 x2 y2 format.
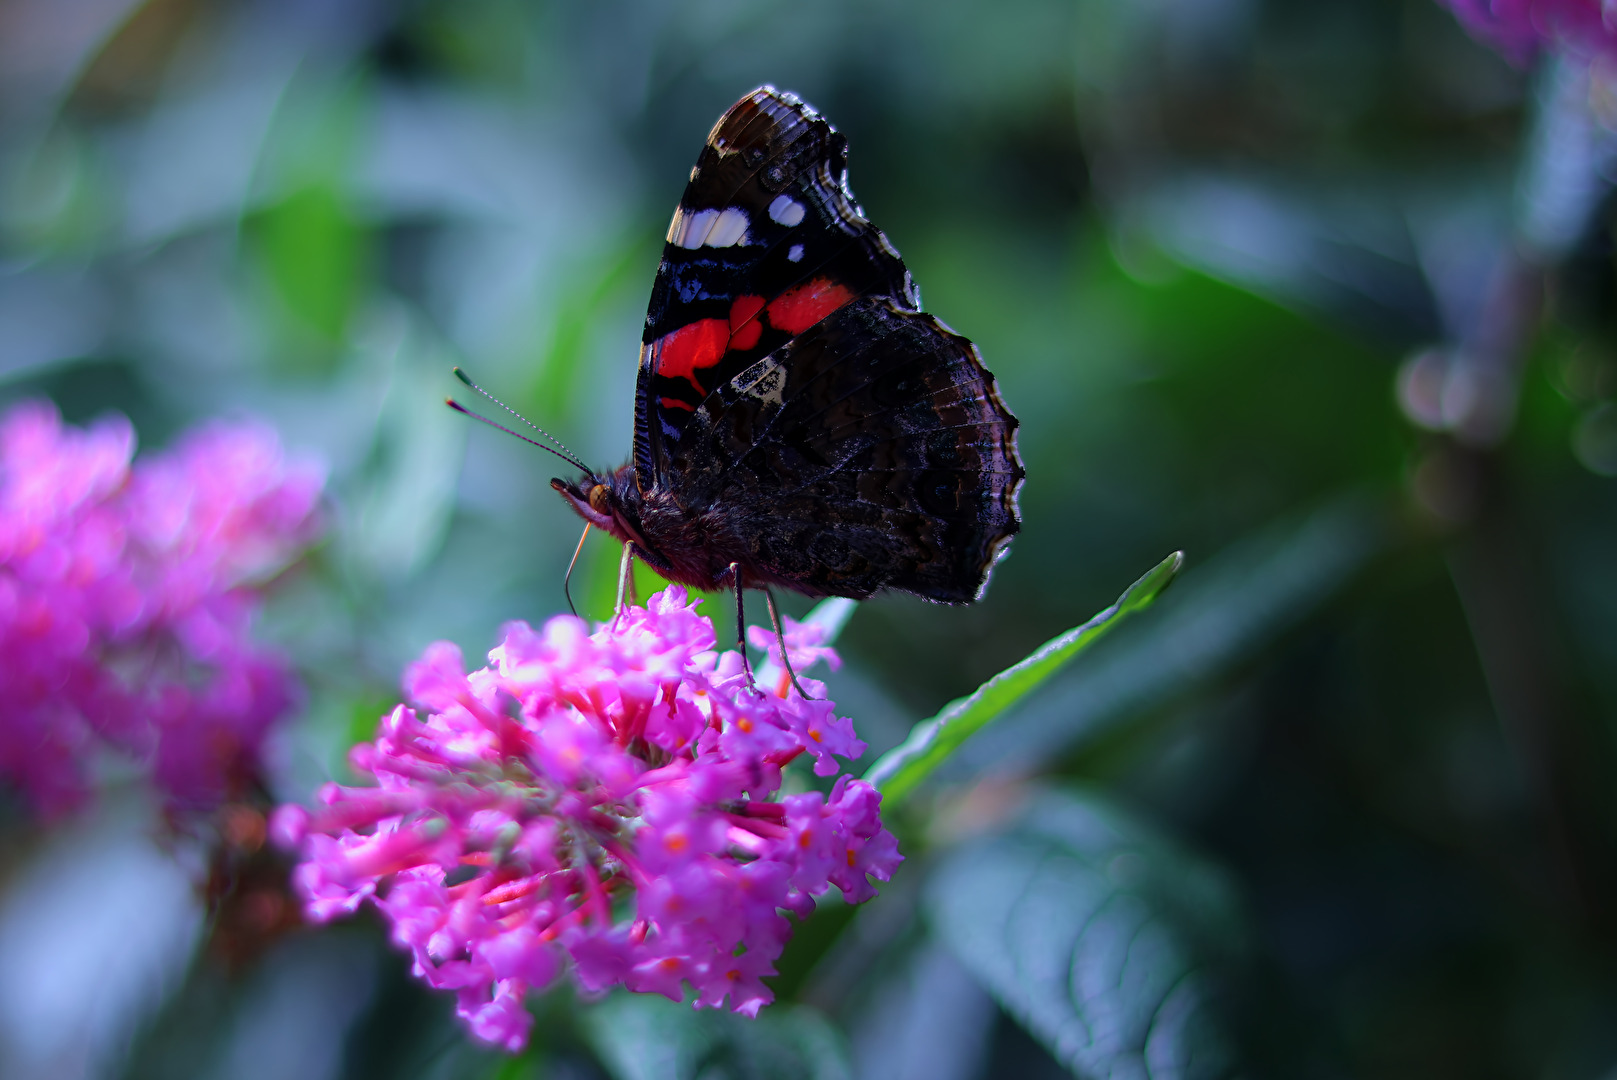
634 86 917 491
670 297 1024 601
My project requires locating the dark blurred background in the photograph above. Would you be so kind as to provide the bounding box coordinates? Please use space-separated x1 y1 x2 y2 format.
2 0 1616 1077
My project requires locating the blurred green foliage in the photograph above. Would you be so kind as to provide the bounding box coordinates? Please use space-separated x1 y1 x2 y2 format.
2 0 1617 1077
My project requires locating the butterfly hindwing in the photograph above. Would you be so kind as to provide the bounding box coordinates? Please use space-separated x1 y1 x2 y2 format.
674 297 1023 600
634 87 918 489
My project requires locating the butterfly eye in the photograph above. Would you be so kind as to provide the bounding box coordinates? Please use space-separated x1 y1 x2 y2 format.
588 484 613 514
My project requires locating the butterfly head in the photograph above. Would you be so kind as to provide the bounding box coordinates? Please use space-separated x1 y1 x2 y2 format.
551 465 647 546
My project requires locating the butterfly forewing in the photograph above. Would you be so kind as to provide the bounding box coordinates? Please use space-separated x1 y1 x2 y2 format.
635 87 919 489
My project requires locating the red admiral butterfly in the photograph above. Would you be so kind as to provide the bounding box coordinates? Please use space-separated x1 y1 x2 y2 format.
452 87 1022 686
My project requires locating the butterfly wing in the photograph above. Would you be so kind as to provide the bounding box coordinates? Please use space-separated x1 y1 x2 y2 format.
635 86 1022 602
683 297 1023 601
635 86 918 488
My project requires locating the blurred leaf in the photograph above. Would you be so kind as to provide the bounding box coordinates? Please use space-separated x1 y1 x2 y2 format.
0 796 204 1077
864 552 1183 807
249 182 370 344
527 235 655 426
948 498 1390 778
1515 57 1617 260
483 1048 542 1080
348 313 467 584
842 940 995 1080
580 993 850 1080
344 691 400 754
925 786 1242 1080
582 533 631 623
0 267 111 383
1119 173 1445 346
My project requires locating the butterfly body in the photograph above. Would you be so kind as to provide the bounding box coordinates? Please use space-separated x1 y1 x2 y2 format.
555 86 1023 605
554 467 754 594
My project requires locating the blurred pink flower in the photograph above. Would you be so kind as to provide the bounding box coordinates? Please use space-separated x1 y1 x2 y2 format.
1439 0 1617 64
276 587 901 1052
0 400 323 816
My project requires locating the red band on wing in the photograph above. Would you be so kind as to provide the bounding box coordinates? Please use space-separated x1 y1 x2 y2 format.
767 278 855 336
659 396 696 412
728 294 766 352
654 318 730 393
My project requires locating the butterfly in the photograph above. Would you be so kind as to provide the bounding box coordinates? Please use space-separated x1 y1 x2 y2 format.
451 86 1023 690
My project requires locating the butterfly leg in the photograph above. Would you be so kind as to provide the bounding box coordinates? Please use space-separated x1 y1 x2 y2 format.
613 540 634 621
562 523 591 617
728 562 755 684
764 587 813 700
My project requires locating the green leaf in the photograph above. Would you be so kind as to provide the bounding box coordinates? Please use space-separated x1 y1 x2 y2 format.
483 1052 540 1080
581 993 850 1080
863 552 1183 807
925 787 1242 1080
943 498 1388 779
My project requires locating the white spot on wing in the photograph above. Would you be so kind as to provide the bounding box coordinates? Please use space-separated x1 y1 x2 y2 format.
768 194 806 227
787 244 804 262
676 208 718 249
731 358 786 407
705 207 750 247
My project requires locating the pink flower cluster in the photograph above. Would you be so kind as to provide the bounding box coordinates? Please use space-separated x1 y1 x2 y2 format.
0 400 323 816
1440 0 1617 64
275 588 901 1052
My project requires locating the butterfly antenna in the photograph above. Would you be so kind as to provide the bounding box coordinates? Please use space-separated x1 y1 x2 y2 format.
452 368 592 475
444 398 593 475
